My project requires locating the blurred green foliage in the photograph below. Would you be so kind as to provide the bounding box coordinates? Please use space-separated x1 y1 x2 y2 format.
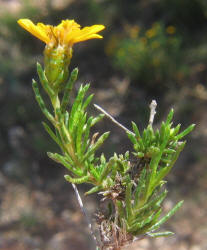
106 22 186 87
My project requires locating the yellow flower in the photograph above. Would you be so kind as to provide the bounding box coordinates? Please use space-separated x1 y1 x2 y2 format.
17 19 105 48
166 26 176 35
129 25 140 39
145 28 156 39
17 19 105 91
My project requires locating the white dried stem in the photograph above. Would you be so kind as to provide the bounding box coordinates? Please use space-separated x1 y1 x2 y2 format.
94 104 134 135
149 100 157 126
71 183 99 248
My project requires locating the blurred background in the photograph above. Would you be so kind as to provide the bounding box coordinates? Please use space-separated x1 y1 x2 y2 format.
0 0 206 249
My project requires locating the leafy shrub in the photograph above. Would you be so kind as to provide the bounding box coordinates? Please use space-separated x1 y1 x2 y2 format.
106 22 187 87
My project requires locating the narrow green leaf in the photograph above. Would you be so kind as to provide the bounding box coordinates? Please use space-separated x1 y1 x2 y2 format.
142 129 148 146
148 231 174 237
69 85 84 131
159 122 166 144
99 158 114 182
125 151 129 159
42 122 62 147
137 152 144 158
125 181 133 220
32 80 54 123
148 149 162 187
140 211 156 228
131 209 162 235
170 124 181 137
175 124 195 140
127 131 137 145
149 126 170 182
163 148 176 154
149 208 162 225
132 121 141 139
69 84 90 132
100 154 106 164
36 62 54 97
85 185 102 195
149 200 184 232
129 209 157 233
161 157 172 164
117 200 125 221
56 107 63 121
147 135 170 196
153 142 186 188
166 109 174 126
147 146 160 157
127 221 142 233
70 108 82 137
76 112 87 155
145 126 154 147
61 67 78 112
82 116 93 154
83 132 110 161
134 190 167 217
55 128 62 145
60 121 71 144
82 93 94 110
64 174 90 184
47 152 82 176
91 114 105 127
88 164 100 180
134 168 147 208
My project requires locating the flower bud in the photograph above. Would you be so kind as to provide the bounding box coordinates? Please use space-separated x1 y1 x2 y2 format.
44 45 72 92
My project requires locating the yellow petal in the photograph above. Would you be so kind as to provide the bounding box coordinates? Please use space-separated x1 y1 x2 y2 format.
17 19 50 44
72 34 103 44
66 24 105 45
81 25 105 34
58 19 80 30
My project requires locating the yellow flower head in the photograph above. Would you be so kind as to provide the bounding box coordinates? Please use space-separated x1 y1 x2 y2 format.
145 28 156 39
17 19 105 91
17 19 105 48
166 26 176 35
